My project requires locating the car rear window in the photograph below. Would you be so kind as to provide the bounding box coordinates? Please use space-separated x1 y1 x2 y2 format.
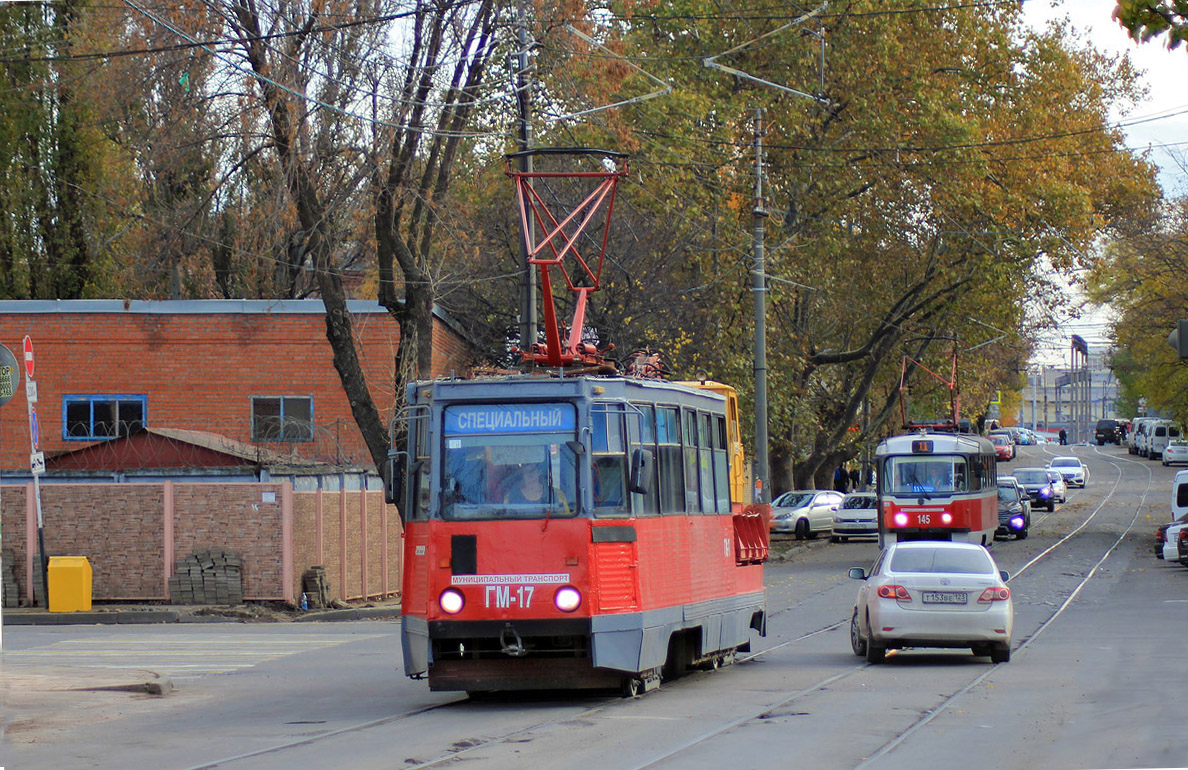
889 547 994 575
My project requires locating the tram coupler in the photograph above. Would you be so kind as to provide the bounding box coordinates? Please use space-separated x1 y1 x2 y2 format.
500 623 527 657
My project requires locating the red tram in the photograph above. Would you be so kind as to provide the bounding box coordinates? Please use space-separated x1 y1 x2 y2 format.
392 375 767 694
875 430 998 547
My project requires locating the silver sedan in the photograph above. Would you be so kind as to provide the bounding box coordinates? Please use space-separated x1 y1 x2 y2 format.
848 540 1013 664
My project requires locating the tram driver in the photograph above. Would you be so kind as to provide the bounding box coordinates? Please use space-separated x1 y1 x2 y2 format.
504 463 550 505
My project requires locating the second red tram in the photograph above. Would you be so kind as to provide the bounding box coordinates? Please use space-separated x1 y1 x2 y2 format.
875 430 998 547
392 374 767 695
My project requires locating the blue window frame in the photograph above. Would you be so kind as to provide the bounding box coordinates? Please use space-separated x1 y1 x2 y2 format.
252 396 314 441
63 395 147 440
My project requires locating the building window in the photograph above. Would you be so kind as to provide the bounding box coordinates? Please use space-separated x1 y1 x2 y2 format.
63 395 146 440
252 396 314 441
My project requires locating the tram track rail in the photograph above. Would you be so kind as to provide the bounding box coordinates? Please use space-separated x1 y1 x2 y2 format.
181 447 1152 770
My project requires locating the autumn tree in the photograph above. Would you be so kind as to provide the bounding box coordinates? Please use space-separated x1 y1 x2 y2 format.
451 0 1161 492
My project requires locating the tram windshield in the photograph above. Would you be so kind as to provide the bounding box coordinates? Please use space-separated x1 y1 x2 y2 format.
440 403 579 520
883 455 968 496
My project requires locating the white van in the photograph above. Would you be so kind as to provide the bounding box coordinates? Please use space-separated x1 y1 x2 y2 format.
1129 417 1150 455
1149 420 1180 461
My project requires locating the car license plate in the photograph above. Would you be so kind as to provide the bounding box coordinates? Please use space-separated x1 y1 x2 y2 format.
922 591 967 604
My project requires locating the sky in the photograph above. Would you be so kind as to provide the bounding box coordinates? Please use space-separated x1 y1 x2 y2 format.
1022 0 1186 367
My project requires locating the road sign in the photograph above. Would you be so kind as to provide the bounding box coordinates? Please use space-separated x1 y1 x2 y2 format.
22 335 33 379
0 343 19 407
30 451 45 475
29 407 39 449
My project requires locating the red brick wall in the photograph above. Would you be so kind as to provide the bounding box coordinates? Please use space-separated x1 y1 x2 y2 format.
0 302 473 470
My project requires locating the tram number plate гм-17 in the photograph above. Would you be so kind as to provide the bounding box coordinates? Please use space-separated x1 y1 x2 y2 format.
922 592 967 604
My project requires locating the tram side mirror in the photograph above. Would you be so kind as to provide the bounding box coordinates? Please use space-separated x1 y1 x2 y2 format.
565 440 585 456
629 448 654 494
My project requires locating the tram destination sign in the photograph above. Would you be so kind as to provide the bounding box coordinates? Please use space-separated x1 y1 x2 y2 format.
445 403 575 434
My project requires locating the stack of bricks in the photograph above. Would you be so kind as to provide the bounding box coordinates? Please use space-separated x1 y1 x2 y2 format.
168 549 244 605
301 566 332 609
1 548 18 608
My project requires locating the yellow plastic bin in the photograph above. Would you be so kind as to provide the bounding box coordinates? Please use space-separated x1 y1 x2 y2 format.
48 556 93 613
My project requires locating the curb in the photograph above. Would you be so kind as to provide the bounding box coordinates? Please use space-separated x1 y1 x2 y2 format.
5 605 402 625
4 609 182 625
294 606 402 622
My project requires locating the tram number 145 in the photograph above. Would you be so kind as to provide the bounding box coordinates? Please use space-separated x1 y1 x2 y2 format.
485 585 535 608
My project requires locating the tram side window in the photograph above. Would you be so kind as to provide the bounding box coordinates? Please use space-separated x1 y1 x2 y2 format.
697 412 715 512
711 414 730 511
592 405 628 516
657 406 685 514
683 409 702 512
633 404 659 514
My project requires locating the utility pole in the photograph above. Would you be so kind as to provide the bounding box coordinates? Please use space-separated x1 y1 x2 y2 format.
752 108 769 503
515 0 537 356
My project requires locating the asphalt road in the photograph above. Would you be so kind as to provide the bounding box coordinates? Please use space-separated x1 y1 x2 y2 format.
2 441 1182 770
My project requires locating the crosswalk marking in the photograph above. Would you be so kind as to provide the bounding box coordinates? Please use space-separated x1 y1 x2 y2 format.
4 633 384 679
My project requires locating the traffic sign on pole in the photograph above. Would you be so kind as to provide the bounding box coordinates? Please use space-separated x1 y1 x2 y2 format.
29 407 39 449
22 335 33 379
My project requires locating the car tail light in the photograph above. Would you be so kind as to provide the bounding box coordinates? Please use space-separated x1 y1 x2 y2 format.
1158 529 1167 543
877 584 911 601
439 588 465 615
554 586 582 612
978 587 1010 602
893 512 909 527
1179 530 1188 543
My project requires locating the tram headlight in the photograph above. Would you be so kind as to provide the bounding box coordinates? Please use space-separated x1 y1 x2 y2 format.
893 512 909 527
554 586 582 612
941 512 953 525
439 588 465 615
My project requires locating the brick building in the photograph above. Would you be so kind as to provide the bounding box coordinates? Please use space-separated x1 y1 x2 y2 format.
0 300 476 606
0 299 475 472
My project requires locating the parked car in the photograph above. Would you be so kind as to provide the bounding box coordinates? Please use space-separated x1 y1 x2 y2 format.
1049 456 1089 488
770 490 844 539
1010 467 1059 512
831 491 879 542
989 433 1014 461
1045 469 1068 503
996 477 1031 538
1159 471 1188 559
1095 419 1123 446
847 540 1013 664
1164 520 1188 562
1176 526 1188 567
1163 440 1188 466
